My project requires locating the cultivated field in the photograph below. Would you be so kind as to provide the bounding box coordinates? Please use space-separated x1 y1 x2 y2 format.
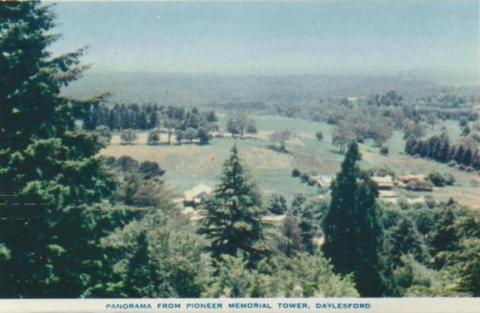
102 115 480 207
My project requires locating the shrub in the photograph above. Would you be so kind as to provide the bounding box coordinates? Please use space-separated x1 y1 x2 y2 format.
406 180 433 192
428 172 455 187
139 161 165 179
448 161 456 167
300 173 310 183
120 129 137 145
292 168 301 177
246 124 258 134
443 173 455 185
397 197 410 210
424 195 436 208
428 172 446 187
197 128 210 145
380 147 389 156
95 125 112 144
116 155 139 172
268 194 288 215
147 130 160 145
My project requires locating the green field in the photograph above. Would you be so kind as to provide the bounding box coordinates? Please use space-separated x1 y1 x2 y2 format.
102 115 480 207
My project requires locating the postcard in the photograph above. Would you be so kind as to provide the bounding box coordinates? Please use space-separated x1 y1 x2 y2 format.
0 1 479 312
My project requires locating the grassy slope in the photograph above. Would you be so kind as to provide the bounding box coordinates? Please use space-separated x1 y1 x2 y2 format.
102 115 480 207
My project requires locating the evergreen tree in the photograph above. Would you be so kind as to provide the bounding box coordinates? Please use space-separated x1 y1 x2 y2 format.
387 217 427 266
199 145 266 264
450 239 480 296
267 194 288 215
322 142 387 296
124 232 158 297
0 2 133 297
197 128 210 145
322 143 360 275
298 205 316 255
281 212 303 257
352 177 387 296
462 148 473 166
432 208 458 255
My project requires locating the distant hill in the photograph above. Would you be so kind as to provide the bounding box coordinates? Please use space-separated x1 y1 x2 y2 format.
65 71 455 106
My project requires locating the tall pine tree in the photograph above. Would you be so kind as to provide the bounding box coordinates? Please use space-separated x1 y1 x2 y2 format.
0 1 131 297
322 142 388 296
322 142 360 275
199 145 266 264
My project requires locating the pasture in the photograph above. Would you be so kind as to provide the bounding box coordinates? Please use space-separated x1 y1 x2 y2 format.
102 115 480 207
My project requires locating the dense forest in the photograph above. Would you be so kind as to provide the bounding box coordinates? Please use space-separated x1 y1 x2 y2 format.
1 1 479 299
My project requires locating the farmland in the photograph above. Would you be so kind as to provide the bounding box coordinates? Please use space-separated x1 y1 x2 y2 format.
102 114 480 207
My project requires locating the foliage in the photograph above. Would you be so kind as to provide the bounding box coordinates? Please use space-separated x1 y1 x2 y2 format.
386 217 429 266
427 172 455 187
392 255 464 297
147 129 160 145
269 129 293 152
291 168 301 177
95 125 112 145
138 160 165 179
120 129 138 145
226 113 255 137
403 120 425 140
322 142 388 296
367 90 403 107
267 194 288 215
199 145 267 264
84 103 218 134
94 210 213 297
405 133 480 170
197 128 211 145
431 207 459 259
445 239 480 296
331 108 393 148
108 157 169 209
0 1 145 297
203 253 359 297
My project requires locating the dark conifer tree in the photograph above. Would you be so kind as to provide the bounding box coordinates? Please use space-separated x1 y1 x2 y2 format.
463 148 473 167
124 232 158 297
387 217 426 266
322 142 387 296
199 145 266 264
432 207 458 255
439 140 451 162
298 205 316 255
472 152 480 170
353 177 387 296
0 1 135 297
454 145 465 164
322 142 360 275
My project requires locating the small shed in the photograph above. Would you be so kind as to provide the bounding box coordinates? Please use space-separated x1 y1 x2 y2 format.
372 175 394 190
184 183 213 206
312 175 334 188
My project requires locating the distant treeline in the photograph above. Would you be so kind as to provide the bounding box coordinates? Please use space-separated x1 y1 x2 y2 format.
416 108 478 122
405 134 480 170
213 101 267 112
83 103 218 132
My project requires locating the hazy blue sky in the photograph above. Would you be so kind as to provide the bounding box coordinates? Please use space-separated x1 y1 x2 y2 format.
51 1 479 76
